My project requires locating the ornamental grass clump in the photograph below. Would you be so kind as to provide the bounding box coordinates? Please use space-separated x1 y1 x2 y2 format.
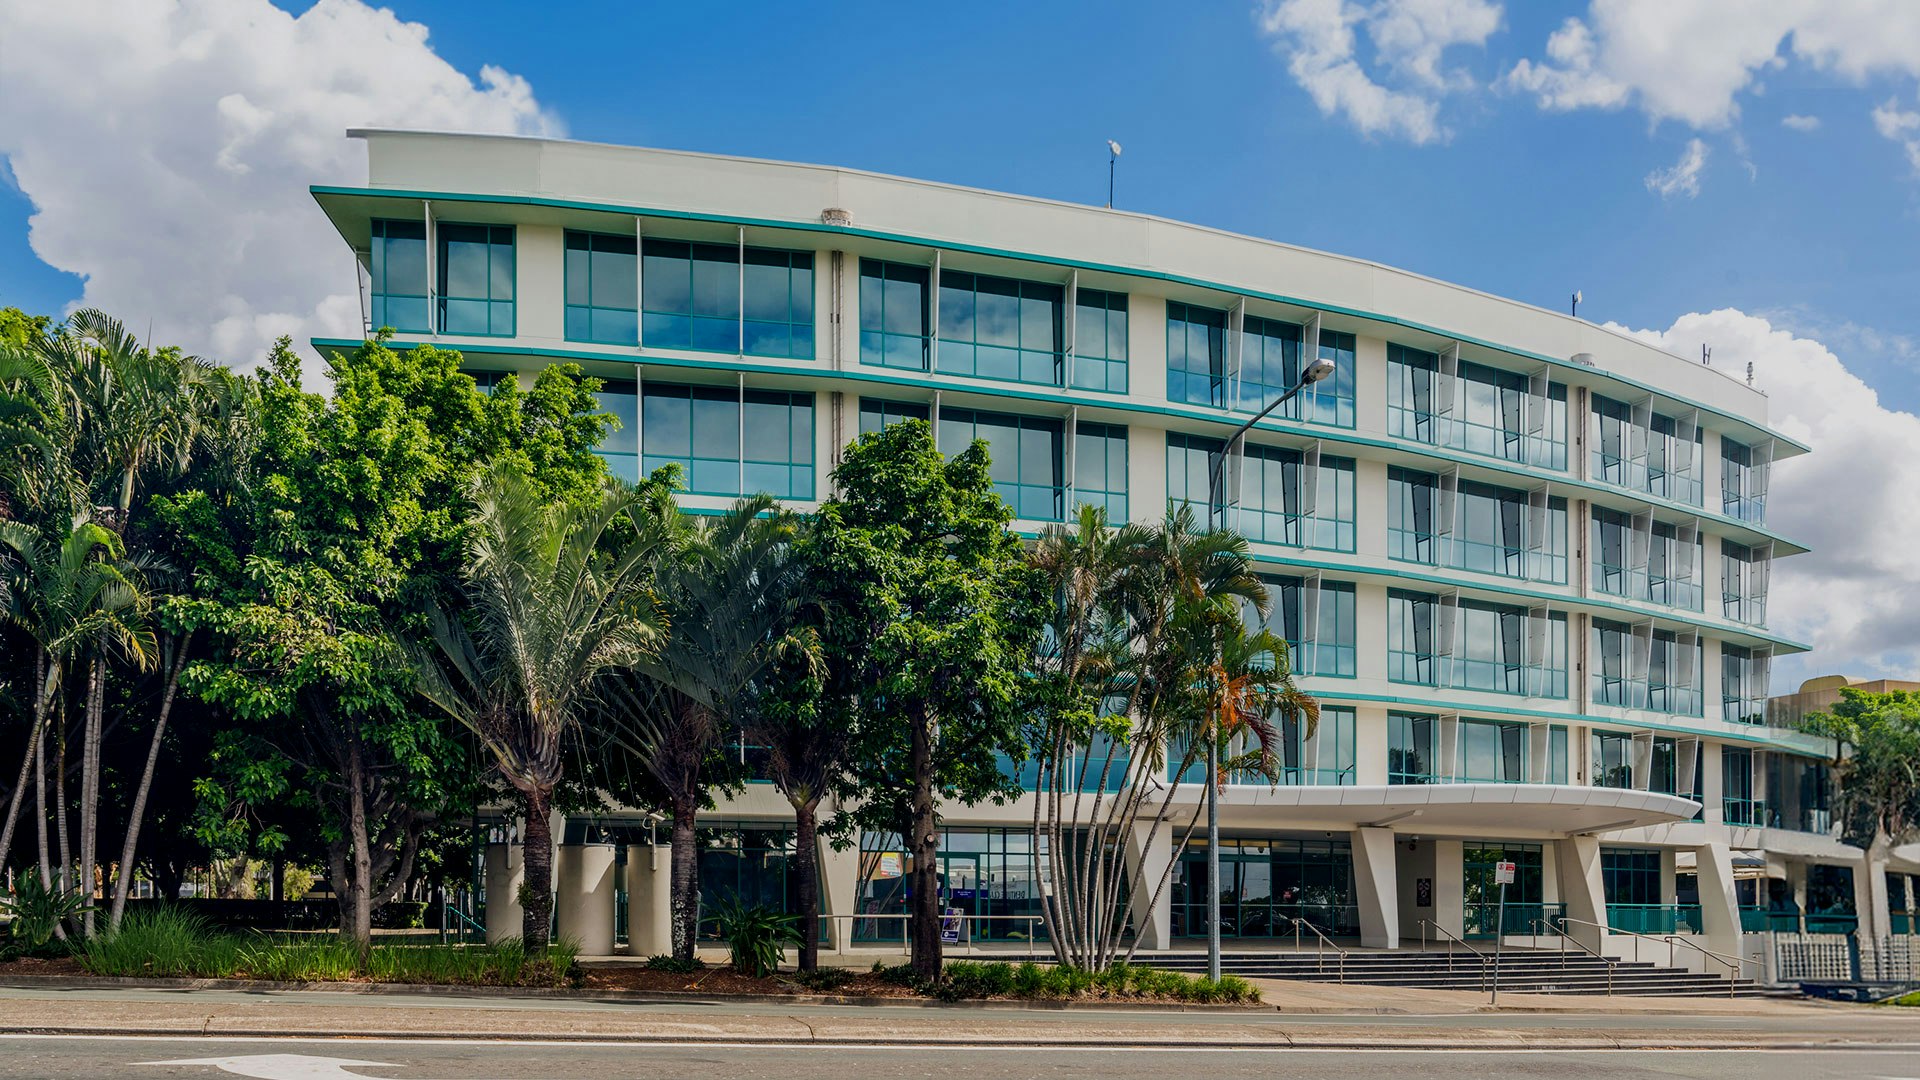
932 960 1261 1004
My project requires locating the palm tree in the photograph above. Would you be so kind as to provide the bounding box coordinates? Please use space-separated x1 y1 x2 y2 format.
0 518 152 903
414 464 667 950
597 496 815 963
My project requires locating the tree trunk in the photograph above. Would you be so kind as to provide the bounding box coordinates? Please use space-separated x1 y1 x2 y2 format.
519 786 554 951
792 798 821 971
0 667 52 878
79 653 104 935
344 735 374 954
54 713 70 896
669 797 700 962
111 631 189 929
908 704 942 982
34 706 49 882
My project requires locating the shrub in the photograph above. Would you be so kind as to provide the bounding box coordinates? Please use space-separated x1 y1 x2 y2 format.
789 966 855 991
2 869 92 952
709 895 801 978
76 906 242 978
644 953 704 974
926 959 1261 1005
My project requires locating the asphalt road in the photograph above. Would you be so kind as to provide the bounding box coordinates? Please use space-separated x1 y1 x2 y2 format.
0 1036 1916 1080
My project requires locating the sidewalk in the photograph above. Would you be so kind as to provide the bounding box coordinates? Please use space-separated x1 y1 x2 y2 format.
0 980 1908 1051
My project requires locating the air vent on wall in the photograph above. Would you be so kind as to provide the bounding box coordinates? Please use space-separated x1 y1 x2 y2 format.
821 207 853 226
1570 352 1597 367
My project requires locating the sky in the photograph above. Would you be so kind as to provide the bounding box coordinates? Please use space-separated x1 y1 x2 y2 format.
1 0 1919 687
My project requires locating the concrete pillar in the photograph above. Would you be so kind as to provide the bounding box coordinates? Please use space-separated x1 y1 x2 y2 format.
1692 841 1742 960
1352 706 1390 786
1395 834 1437 941
1124 822 1175 951
1858 849 1890 942
1555 836 1607 953
483 843 524 946
817 830 862 952
624 844 672 958
554 843 617 957
1350 827 1400 948
1432 839 1465 940
1701 742 1725 824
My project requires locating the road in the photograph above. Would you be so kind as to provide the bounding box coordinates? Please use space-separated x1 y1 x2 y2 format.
0 1035 1916 1079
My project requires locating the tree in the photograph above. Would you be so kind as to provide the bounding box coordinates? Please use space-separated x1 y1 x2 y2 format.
1802 688 1920 850
415 463 667 951
811 420 1047 981
597 496 816 963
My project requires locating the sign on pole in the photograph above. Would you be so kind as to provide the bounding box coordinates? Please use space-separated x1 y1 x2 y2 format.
1494 860 1516 885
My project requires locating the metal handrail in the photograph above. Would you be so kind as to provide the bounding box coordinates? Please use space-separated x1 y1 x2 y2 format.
1553 914 1750 998
1417 918 1489 991
1529 916 1618 996
1289 916 1347 984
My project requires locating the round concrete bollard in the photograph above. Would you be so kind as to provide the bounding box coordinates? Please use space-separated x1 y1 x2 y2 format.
555 843 618 957
483 843 525 946
625 843 673 958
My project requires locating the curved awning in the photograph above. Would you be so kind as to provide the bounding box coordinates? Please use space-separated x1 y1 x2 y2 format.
1189 783 1699 840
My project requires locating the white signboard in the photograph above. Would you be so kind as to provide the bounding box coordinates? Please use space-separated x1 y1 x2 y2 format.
1494 860 1516 885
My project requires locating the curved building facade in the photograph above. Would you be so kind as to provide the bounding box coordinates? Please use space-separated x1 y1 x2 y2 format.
315 131 1888 962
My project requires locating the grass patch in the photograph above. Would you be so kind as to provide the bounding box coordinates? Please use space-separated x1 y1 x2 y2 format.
1890 990 1920 1007
74 906 577 987
878 959 1260 1004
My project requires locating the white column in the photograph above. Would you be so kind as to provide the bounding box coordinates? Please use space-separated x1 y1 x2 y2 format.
554 843 617 956
1555 835 1608 953
623 843 672 957
1692 841 1742 960
1350 827 1400 948
1124 821 1174 951
483 843 524 946
1858 849 1890 943
1432 839 1465 940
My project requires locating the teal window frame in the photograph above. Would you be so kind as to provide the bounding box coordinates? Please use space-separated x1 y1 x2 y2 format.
369 218 429 333
1721 438 1766 524
1386 345 1568 470
1072 421 1129 523
1589 508 1705 611
641 239 814 359
1388 466 1568 583
936 268 1063 386
1165 433 1356 552
593 380 640 482
1548 725 1569 784
1165 301 1226 408
1590 619 1702 715
641 383 814 499
436 223 515 336
1601 848 1662 905
857 397 929 436
564 230 638 345
1070 288 1129 393
1388 712 1436 785
1721 540 1767 625
1721 644 1766 725
859 258 931 370
1591 395 1704 506
1167 303 1354 428
1592 731 1634 789
1458 718 1529 783
1249 574 1357 678
1387 590 1567 698
938 405 1064 522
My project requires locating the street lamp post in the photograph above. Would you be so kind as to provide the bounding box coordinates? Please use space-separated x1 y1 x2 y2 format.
1202 354 1334 983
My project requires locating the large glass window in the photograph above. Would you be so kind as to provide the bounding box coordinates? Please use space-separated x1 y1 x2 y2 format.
857 397 929 435
1722 541 1767 625
1170 837 1356 938
1590 509 1703 609
437 223 515 336
593 380 639 481
1165 433 1356 551
856 827 1048 943
1721 645 1767 725
1592 731 1634 788
1721 438 1766 523
369 219 429 333
1388 468 1567 583
937 269 1062 385
1166 302 1226 407
1463 843 1548 936
1548 725 1569 784
858 259 930 370
1765 753 1831 833
1388 713 1436 785
641 383 814 498
1461 719 1529 783
1248 575 1357 678
1591 619 1701 714
1387 591 1567 697
1592 396 1703 506
564 230 638 345
1072 422 1129 522
1601 848 1662 905
1167 304 1354 427
642 239 813 358
1386 346 1567 469
938 407 1064 521
1071 288 1128 393
1722 747 1757 824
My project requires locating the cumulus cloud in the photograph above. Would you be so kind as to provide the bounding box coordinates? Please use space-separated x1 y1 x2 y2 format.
0 0 560 371
1504 2 1920 132
1780 113 1821 132
1872 96 1920 174
1257 0 1502 145
1644 138 1708 198
1608 309 1920 683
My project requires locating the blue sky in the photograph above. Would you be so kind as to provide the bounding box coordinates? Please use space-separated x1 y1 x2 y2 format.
4 0 1920 680
7 1 1920 407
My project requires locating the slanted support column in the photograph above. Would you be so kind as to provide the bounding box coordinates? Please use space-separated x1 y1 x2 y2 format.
817 829 862 953
1692 841 1742 959
1556 835 1607 954
1858 848 1890 943
1124 822 1174 951
1350 827 1400 948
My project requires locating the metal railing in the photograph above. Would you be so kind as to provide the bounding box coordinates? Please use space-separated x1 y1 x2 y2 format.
1529 916 1618 996
1417 918 1489 991
1289 916 1348 983
1547 914 1753 998
440 903 486 944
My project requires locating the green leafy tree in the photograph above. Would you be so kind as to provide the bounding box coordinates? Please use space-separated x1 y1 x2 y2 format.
414 463 668 951
811 420 1047 981
1802 688 1920 850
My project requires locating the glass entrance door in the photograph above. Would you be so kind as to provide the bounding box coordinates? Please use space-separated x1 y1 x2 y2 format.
1462 843 1548 938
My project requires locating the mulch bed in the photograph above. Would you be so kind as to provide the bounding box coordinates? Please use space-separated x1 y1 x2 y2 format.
580 964 921 998
0 956 85 978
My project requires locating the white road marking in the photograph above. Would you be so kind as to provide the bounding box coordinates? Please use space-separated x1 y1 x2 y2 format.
140 1055 401 1079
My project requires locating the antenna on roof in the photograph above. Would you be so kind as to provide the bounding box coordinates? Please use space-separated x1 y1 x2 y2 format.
1746 362 1754 386
1570 290 1582 318
1702 344 1711 366
1106 140 1123 209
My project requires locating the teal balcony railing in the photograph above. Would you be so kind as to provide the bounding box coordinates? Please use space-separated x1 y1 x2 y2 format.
1464 901 1565 938
1607 903 1705 935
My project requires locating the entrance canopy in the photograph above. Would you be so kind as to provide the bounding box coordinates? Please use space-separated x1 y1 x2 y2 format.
1198 783 1697 840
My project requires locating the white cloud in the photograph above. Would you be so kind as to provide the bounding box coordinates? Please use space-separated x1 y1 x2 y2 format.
1780 113 1821 132
1505 2 1920 131
0 0 560 372
1257 0 1502 145
1644 138 1708 198
1608 309 1920 684
1871 96 1920 174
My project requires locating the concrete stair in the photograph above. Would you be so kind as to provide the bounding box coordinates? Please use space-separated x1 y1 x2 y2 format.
1128 948 1768 997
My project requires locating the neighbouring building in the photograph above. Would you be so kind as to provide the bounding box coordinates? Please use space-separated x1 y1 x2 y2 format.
312 130 1906 965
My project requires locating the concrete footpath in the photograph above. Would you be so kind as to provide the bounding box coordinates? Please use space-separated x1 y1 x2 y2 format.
0 981 1913 1051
